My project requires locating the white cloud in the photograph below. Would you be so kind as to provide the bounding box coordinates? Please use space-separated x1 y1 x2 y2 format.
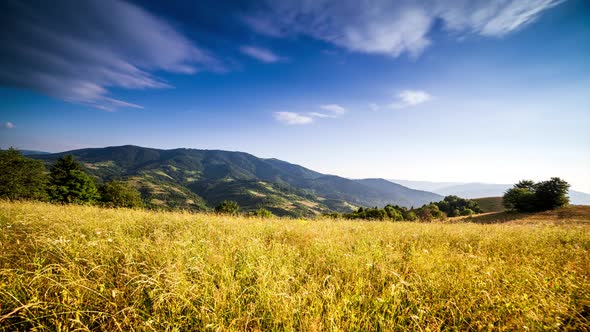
437 0 565 37
274 112 314 125
240 46 284 63
391 90 432 109
274 104 347 124
242 0 563 58
320 104 347 114
3 122 15 129
0 0 220 111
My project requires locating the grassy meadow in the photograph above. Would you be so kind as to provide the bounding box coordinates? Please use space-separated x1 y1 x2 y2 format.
1 201 589 331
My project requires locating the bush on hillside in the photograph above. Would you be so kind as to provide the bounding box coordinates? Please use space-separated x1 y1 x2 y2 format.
99 181 143 208
250 208 274 218
215 200 240 215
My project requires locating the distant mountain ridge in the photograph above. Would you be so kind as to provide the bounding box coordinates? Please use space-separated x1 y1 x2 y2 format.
390 179 590 206
31 145 442 216
19 149 50 156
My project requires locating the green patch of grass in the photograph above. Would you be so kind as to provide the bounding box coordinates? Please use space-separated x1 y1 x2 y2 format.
152 170 174 180
0 201 589 330
474 196 505 213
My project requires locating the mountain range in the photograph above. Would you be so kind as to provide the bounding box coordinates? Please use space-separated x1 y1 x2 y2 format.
391 179 590 206
30 145 442 217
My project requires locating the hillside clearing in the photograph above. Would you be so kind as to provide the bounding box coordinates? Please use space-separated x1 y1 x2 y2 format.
0 201 589 330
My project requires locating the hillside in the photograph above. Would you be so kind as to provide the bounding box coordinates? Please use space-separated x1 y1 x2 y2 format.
31 145 442 216
1 201 588 330
473 197 505 213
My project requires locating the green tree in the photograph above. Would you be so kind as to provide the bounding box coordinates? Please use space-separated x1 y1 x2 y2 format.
415 203 445 221
435 195 482 216
503 178 570 212
215 200 240 215
534 177 570 211
403 211 417 221
250 208 274 218
384 205 403 221
48 155 99 204
99 181 143 208
0 148 48 200
503 187 536 212
460 208 474 216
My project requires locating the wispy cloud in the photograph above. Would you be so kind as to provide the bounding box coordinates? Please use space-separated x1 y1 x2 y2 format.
308 112 337 119
320 104 347 114
274 104 347 124
391 90 432 109
274 112 314 125
240 46 285 63
242 0 563 58
2 122 15 129
0 0 220 111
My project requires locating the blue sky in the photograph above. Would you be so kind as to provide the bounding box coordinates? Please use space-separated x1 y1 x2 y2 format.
1 0 589 191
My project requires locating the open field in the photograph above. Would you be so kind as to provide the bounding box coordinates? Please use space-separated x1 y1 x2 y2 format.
1 201 589 331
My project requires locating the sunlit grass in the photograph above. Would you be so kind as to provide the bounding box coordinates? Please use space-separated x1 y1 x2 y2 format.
1 201 589 330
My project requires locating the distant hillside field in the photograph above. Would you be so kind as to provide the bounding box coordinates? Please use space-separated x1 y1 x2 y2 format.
473 197 505 213
31 145 442 216
1 201 589 330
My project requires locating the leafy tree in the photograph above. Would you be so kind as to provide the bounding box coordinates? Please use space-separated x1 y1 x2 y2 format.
460 208 474 216
403 211 417 221
503 187 536 212
534 177 570 211
415 203 445 221
215 200 240 215
515 180 536 190
503 178 570 212
99 181 143 208
250 208 274 218
364 207 387 220
434 195 482 216
48 155 99 204
0 148 48 200
384 205 403 221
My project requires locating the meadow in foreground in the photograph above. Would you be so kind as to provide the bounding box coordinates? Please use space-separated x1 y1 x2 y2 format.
1 201 589 331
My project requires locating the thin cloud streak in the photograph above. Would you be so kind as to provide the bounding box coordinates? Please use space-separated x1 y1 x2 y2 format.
320 104 347 114
240 46 284 63
274 104 347 124
274 112 314 125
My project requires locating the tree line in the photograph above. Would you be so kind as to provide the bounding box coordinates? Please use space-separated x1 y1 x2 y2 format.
324 195 483 221
0 149 142 208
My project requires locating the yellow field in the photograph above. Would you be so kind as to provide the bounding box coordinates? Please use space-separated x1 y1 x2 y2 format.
1 201 589 331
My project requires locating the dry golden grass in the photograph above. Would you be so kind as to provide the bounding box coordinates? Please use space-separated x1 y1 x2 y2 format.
1 201 589 331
